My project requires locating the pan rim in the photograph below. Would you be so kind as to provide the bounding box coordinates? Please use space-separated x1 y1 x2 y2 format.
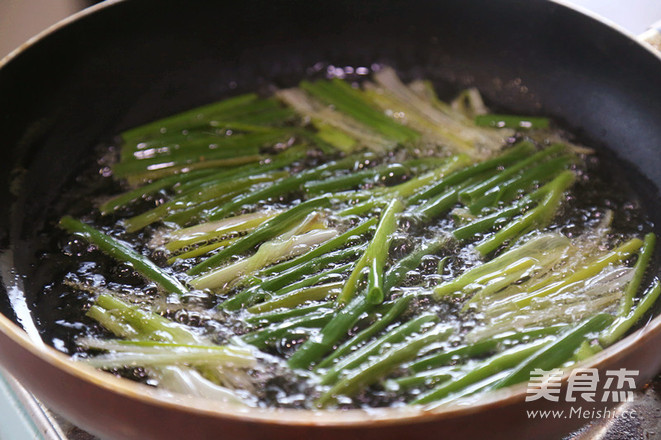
2 0 659 72
2 295 661 426
0 0 125 70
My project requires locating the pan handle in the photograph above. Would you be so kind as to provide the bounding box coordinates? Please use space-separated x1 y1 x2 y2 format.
639 19 661 52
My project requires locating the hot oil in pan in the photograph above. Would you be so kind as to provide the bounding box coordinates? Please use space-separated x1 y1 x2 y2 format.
11 69 661 409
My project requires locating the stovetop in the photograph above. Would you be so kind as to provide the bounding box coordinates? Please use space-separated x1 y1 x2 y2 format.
0 368 95 440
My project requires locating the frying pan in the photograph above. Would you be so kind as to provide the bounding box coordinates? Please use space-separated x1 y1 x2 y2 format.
1 0 661 439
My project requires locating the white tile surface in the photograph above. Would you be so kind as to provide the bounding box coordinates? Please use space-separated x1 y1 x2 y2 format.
565 0 661 34
0 0 83 59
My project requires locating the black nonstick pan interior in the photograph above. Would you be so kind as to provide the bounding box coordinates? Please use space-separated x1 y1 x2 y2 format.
1 0 661 389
